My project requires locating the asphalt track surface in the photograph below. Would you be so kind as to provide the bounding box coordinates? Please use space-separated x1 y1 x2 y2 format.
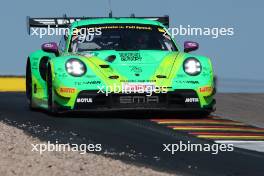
1 92 264 176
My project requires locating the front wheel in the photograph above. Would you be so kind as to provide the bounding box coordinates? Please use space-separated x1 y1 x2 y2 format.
26 59 33 110
47 65 58 115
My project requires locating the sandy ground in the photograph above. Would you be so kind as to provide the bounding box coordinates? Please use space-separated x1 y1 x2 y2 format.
0 121 176 176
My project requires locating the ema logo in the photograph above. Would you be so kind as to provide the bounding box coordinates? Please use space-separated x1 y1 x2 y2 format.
185 98 199 103
77 98 93 103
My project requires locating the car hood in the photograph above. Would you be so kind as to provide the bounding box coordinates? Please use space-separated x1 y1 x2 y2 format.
79 50 182 82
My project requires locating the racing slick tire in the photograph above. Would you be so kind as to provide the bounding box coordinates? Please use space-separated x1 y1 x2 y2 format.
47 64 58 115
26 59 34 110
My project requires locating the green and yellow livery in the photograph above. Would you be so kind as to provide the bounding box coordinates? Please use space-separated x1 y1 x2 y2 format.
26 16 215 116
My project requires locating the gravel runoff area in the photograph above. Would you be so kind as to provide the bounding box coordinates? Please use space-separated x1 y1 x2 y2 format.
0 121 177 176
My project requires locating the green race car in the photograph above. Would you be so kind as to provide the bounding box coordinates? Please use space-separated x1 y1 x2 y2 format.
26 16 216 115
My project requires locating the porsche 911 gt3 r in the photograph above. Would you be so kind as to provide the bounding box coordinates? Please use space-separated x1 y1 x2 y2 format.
26 16 216 116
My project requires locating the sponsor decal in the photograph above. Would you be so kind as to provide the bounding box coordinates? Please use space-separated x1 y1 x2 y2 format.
130 66 142 73
96 25 152 30
75 81 101 86
122 82 155 93
120 80 156 83
77 98 93 103
120 96 159 104
176 80 199 84
199 86 213 93
120 53 142 61
59 88 76 93
185 98 199 103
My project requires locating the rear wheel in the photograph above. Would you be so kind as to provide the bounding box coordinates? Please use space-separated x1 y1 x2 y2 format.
47 65 58 115
26 59 33 109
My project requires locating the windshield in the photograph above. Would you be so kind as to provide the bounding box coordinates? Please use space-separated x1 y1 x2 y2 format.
69 24 178 52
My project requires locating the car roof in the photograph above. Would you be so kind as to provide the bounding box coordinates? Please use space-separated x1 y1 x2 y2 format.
71 18 164 28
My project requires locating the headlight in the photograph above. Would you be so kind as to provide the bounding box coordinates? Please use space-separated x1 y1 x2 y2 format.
183 58 202 76
65 59 86 77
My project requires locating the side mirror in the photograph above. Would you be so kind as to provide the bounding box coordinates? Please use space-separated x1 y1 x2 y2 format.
41 42 59 56
184 41 199 53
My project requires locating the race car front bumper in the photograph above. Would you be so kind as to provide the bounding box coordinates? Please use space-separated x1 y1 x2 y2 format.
55 89 215 113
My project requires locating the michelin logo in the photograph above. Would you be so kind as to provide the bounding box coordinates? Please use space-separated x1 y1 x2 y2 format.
185 98 199 103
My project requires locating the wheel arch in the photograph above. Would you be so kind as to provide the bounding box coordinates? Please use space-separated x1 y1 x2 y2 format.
28 50 57 104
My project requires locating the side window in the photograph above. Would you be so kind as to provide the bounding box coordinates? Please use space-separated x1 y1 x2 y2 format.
58 35 67 52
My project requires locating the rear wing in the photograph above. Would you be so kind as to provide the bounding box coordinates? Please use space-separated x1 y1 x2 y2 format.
27 15 169 35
